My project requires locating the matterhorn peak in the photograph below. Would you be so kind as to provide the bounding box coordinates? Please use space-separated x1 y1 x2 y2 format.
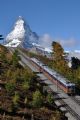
5 16 39 48
19 15 23 19
17 15 23 21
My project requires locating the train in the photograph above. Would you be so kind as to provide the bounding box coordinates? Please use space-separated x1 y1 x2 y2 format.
30 58 75 95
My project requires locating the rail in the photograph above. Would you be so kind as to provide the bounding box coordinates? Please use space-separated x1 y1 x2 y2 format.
54 94 80 120
71 96 80 106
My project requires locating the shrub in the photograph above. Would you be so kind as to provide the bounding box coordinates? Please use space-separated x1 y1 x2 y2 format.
5 82 15 95
32 90 43 108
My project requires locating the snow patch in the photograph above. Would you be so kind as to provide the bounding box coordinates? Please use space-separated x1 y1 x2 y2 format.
5 39 21 47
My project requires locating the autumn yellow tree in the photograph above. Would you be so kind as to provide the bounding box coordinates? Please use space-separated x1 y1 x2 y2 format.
52 41 68 75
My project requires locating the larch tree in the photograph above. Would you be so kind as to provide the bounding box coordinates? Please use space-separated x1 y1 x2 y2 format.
52 41 68 74
52 41 64 61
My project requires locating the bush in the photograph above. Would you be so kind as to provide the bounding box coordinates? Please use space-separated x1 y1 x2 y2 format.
47 93 54 104
32 90 43 108
22 81 30 91
5 82 15 95
12 50 20 67
12 91 20 105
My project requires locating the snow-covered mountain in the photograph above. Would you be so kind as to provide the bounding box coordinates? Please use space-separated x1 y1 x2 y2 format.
5 16 39 48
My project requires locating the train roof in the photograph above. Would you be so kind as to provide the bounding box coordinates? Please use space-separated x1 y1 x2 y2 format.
44 66 75 87
31 58 75 87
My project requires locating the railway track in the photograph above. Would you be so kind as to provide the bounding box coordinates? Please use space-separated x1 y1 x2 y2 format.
19 52 80 120
65 104 80 120
71 96 80 106
54 94 80 120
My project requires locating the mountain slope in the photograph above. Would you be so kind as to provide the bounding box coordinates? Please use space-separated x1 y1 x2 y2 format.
5 16 39 48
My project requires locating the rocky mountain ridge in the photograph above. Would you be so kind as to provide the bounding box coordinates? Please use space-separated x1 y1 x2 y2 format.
5 16 39 48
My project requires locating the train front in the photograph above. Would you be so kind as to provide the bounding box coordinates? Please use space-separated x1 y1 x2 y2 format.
67 83 75 95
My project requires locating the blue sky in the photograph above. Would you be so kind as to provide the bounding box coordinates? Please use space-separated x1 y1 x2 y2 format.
0 0 80 50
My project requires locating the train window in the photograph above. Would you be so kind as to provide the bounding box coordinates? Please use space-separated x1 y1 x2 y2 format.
68 86 75 89
71 86 75 89
68 86 71 89
66 81 70 84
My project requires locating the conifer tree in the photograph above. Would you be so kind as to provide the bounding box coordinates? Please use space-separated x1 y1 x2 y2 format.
52 41 64 61
52 41 68 74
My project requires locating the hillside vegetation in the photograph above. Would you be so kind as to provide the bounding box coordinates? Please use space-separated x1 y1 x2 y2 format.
0 45 67 120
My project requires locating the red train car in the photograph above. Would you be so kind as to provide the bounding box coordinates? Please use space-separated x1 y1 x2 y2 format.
31 58 75 95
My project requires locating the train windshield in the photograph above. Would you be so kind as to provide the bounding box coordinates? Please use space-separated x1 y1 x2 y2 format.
68 85 75 89
68 85 75 94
